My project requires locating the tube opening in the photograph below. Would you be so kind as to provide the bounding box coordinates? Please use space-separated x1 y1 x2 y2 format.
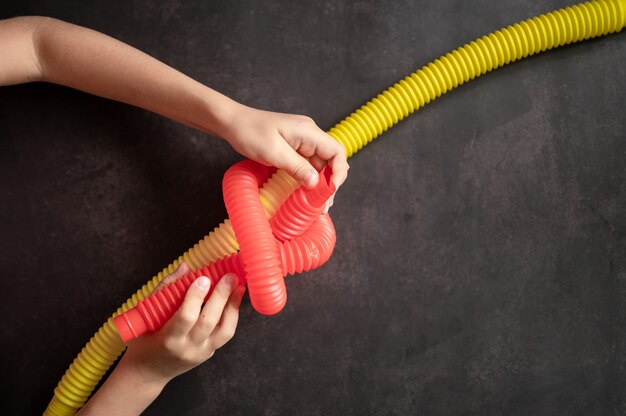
306 167 335 208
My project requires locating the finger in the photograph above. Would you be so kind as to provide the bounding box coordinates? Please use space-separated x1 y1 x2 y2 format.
163 276 211 338
309 154 326 171
209 285 246 349
155 262 190 292
189 273 239 343
323 194 335 214
274 140 319 189
326 152 349 190
291 125 349 190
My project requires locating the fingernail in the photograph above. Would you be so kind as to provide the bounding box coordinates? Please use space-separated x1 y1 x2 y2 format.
304 169 318 188
223 274 237 288
196 276 211 291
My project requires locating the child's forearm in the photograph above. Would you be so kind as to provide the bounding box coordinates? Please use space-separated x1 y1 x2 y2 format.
2 16 237 138
76 354 169 416
2 15 348 195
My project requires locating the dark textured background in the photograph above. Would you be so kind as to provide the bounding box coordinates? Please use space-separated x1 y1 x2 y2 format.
1 1 624 415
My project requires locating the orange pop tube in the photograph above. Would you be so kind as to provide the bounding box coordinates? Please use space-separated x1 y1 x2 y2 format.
113 160 336 341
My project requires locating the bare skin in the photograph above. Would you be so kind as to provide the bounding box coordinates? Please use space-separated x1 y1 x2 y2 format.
0 16 348 193
77 263 244 415
0 15 349 414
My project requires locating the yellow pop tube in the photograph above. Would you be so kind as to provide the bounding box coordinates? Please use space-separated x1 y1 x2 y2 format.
44 1 625 414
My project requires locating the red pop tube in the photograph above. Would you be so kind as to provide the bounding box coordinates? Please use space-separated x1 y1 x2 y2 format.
271 167 333 242
222 160 287 315
113 160 336 342
114 253 245 341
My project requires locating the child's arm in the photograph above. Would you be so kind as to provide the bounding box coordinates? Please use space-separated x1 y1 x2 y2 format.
77 263 245 415
0 16 348 191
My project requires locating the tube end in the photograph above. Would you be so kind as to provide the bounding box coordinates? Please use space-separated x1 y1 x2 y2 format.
113 308 147 343
305 167 335 208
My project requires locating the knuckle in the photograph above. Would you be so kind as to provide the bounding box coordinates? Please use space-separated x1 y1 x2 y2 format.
204 350 216 361
337 144 347 158
222 325 237 341
295 114 315 124
298 141 316 157
202 315 219 330
268 140 287 160
162 338 179 354
177 309 197 326
179 350 199 366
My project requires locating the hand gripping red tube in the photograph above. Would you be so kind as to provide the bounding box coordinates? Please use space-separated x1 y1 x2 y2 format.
113 160 336 342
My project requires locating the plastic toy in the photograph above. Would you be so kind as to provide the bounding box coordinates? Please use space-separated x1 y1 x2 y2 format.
114 160 336 341
45 1 626 414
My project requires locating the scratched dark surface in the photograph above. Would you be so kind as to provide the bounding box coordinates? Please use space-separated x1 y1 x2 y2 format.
0 1 624 415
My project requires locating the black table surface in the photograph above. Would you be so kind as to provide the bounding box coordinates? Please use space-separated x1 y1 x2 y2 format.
1 1 624 415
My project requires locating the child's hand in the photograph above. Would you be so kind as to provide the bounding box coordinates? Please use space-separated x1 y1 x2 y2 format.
119 263 245 385
77 263 245 415
219 103 349 198
1 17 349 206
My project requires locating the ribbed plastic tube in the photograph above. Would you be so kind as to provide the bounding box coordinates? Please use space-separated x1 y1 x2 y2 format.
114 160 336 341
223 161 288 314
330 0 625 156
114 213 336 341
44 1 625 414
113 254 245 342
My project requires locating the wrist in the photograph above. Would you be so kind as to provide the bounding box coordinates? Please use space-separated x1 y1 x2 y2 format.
116 352 171 393
78 350 171 415
198 87 243 141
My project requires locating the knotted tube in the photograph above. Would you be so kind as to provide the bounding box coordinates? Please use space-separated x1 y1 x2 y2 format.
45 1 626 414
223 161 288 315
113 160 336 342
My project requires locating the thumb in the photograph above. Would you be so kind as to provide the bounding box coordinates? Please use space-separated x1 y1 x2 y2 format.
275 143 319 189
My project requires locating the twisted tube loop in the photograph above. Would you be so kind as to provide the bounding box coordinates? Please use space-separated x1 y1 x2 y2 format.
223 161 288 314
45 1 625 414
113 160 336 341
